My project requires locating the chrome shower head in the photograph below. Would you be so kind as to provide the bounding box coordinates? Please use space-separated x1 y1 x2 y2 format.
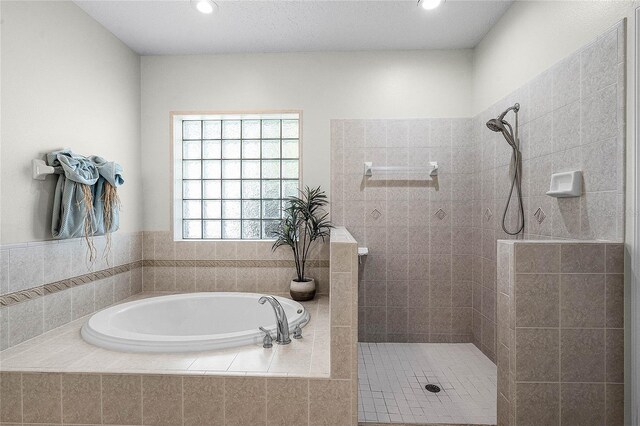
487 103 520 130
486 118 504 133
486 103 520 148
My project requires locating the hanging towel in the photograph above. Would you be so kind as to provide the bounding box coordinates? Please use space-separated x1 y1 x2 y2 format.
90 155 124 235
46 150 123 239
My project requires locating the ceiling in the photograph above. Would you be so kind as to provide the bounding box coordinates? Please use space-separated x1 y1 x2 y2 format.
74 0 513 55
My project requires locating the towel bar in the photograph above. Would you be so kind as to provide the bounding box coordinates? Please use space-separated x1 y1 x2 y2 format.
363 161 438 177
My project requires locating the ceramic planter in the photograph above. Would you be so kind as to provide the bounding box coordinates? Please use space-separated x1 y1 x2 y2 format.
290 278 316 301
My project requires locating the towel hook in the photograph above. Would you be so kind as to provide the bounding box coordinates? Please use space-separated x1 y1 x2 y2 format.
32 159 55 181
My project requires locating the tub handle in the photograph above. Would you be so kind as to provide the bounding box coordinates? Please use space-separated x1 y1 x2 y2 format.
259 327 273 349
292 324 303 339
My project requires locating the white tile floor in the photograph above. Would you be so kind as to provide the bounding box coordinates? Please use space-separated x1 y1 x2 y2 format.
358 343 497 425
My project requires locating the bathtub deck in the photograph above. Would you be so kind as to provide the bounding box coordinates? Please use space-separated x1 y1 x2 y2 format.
0 292 330 377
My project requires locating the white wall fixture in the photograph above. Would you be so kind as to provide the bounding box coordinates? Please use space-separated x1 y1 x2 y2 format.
546 171 582 198
31 159 55 181
358 247 368 265
363 161 438 177
191 0 218 15
419 0 445 11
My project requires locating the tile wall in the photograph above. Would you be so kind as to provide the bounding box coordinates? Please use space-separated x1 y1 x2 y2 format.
496 241 624 426
0 232 143 351
331 117 475 344
0 373 356 425
471 21 626 361
332 22 625 361
141 231 330 295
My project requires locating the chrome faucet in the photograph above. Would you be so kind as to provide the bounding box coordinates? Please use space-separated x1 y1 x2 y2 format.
258 296 291 345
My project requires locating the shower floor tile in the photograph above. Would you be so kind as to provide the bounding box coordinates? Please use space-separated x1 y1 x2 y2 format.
358 343 496 425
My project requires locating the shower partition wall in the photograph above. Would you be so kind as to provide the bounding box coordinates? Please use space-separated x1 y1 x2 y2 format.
331 117 476 346
471 20 625 361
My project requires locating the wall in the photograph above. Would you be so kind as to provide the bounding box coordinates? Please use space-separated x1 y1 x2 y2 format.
331 118 475 344
496 241 624 426
471 22 626 362
475 3 639 423
331 22 625 353
472 1 638 115
141 231 329 295
0 233 143 351
140 49 473 232
0 0 144 350
0 1 143 244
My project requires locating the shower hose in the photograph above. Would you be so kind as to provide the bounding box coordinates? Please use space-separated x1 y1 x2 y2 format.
502 115 525 236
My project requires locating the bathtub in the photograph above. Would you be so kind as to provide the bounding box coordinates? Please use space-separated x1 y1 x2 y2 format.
81 292 310 353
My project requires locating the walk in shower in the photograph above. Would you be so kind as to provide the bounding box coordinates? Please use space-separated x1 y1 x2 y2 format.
331 22 625 424
331 116 499 424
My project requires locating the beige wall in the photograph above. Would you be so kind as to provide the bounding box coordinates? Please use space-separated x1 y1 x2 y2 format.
473 1 638 113
472 2 638 423
0 1 143 244
472 0 638 241
330 118 476 345
140 49 474 231
496 241 624 425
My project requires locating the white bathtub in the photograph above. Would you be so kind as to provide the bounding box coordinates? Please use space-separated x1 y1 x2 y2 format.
81 292 310 353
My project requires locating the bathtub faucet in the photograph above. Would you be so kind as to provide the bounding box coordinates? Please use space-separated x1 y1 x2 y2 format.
258 296 291 345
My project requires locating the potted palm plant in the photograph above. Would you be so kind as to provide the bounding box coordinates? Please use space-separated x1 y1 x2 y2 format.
272 186 332 301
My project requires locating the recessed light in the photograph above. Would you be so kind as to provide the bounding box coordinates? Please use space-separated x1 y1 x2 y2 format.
418 0 444 10
191 0 218 15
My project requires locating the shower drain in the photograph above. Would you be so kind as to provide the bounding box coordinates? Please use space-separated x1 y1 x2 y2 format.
424 384 441 393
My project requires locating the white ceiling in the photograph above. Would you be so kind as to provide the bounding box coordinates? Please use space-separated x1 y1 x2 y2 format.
74 0 513 55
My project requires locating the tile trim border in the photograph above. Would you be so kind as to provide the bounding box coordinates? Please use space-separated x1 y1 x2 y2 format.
0 261 143 308
0 259 330 308
142 259 330 268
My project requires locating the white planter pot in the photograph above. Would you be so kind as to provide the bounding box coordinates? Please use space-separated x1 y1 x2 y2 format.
290 278 316 301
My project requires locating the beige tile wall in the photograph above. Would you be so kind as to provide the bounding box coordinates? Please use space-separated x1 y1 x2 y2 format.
0 227 359 426
141 231 330 295
331 118 475 344
0 232 143 351
0 372 360 425
472 21 626 362
496 240 624 426
332 23 625 353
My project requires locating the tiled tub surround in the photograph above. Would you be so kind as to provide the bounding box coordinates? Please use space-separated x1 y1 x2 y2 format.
0 232 143 351
471 22 625 362
141 231 330 295
331 117 476 344
0 227 359 425
496 241 624 426
0 292 331 376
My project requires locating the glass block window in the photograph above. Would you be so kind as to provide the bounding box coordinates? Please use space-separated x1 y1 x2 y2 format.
174 113 300 240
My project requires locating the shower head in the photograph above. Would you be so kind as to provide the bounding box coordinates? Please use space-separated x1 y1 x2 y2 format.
486 103 520 130
486 103 520 147
486 118 505 133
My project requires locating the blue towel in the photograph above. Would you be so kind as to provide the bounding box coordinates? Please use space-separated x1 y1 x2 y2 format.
46 150 124 239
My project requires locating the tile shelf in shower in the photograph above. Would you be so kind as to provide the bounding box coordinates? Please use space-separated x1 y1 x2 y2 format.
363 161 438 177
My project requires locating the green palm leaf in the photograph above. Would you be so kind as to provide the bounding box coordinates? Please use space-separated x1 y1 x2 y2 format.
271 186 332 281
